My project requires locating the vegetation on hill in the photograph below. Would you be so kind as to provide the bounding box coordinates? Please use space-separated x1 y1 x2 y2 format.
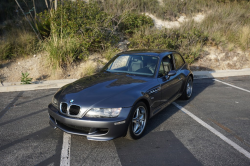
0 0 250 68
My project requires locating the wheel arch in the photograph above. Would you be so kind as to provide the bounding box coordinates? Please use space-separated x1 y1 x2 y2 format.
133 98 151 119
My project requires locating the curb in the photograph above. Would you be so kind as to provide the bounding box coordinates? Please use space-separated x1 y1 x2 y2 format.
1 69 250 92
0 79 77 92
193 68 250 79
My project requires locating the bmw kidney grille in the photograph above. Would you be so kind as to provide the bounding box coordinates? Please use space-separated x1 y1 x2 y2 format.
61 103 67 113
60 102 80 116
69 105 80 115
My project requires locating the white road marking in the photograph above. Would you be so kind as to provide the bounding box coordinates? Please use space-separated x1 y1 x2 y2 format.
173 102 250 159
60 132 71 166
213 79 250 93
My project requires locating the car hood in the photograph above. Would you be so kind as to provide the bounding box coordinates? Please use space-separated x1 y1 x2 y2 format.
56 72 150 108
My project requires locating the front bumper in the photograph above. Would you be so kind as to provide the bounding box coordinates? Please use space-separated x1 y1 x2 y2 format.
48 104 131 141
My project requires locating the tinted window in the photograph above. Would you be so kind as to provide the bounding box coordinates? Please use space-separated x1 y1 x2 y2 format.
174 54 185 69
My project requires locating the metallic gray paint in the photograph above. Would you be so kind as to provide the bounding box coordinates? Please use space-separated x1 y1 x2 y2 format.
48 50 193 141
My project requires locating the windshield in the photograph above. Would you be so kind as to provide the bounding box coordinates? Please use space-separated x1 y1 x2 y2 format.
102 54 159 76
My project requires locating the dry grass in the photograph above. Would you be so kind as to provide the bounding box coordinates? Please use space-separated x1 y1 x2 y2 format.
102 47 120 60
239 26 250 50
81 61 98 76
103 0 161 16
42 35 87 69
0 23 38 60
178 1 250 51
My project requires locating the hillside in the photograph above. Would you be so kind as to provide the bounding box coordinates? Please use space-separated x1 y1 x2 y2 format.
0 0 250 83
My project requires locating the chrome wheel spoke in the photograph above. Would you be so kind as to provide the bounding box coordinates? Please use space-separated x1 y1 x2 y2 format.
186 79 193 97
140 121 144 127
135 108 140 119
133 123 139 133
139 114 144 120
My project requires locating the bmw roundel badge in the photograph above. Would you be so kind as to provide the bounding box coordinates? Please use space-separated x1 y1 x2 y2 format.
70 99 74 103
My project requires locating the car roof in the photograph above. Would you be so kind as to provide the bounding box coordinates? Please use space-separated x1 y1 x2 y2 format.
118 49 177 58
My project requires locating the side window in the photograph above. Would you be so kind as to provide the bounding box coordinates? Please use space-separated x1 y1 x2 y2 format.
158 55 174 77
174 54 185 70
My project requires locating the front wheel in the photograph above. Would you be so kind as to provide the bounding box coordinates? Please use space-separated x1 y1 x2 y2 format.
125 102 148 140
180 76 193 100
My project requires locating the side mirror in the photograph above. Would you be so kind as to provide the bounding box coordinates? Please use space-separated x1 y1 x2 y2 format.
168 70 176 77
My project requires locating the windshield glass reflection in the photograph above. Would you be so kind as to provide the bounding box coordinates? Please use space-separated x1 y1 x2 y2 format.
103 54 159 77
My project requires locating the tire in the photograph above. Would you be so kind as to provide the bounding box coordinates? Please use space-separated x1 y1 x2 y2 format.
125 102 148 140
180 76 193 100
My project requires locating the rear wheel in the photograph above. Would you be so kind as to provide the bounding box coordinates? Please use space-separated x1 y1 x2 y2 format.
180 76 193 100
125 102 148 140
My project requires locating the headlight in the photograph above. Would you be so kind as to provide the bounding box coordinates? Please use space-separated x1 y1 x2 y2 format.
52 96 59 108
85 108 122 118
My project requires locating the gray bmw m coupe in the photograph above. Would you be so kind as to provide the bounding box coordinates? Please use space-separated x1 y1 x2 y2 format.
48 50 193 141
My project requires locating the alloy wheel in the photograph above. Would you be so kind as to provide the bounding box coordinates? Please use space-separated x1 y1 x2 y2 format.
132 106 147 136
186 78 193 98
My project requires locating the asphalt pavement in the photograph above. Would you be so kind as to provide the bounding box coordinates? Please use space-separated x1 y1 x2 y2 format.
0 76 250 166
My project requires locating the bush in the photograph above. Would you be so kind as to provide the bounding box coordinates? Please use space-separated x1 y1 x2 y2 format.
102 47 120 60
39 1 120 67
119 13 154 34
42 35 86 69
37 10 51 38
0 42 13 60
129 27 208 63
178 1 250 51
0 26 38 60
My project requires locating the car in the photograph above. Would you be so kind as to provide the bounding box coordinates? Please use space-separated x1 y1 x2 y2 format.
48 50 193 141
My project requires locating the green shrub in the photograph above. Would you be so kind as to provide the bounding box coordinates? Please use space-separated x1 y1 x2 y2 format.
37 10 51 38
0 42 13 60
119 13 154 34
39 1 120 67
49 1 110 36
0 26 38 60
102 47 120 60
130 27 208 63
42 35 87 69
21 72 33 84
178 1 250 50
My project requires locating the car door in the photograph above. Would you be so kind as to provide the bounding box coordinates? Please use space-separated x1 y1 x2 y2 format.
158 54 183 104
172 53 186 95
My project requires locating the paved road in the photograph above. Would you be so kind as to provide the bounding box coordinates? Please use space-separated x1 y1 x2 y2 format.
0 76 250 166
